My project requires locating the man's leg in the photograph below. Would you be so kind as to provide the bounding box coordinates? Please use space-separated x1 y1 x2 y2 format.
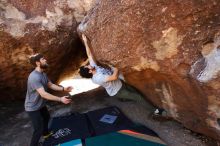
40 106 50 135
27 110 44 146
40 106 50 136
115 83 145 103
115 83 155 112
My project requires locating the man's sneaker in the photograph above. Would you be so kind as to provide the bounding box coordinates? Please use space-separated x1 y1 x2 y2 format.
43 131 53 139
152 108 171 121
154 108 164 116
38 137 45 145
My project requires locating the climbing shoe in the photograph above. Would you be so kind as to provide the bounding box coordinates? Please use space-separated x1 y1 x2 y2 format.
153 108 165 116
152 108 171 121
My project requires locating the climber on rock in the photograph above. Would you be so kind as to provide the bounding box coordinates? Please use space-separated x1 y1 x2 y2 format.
79 34 145 103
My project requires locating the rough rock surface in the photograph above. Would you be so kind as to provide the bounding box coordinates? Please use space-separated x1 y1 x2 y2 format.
0 0 95 100
78 0 220 141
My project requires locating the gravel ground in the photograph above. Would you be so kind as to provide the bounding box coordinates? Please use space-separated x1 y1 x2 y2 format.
0 88 218 146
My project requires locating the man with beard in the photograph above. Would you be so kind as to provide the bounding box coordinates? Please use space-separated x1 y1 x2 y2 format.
25 53 72 146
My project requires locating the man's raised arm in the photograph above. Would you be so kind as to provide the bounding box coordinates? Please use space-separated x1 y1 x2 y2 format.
82 34 97 65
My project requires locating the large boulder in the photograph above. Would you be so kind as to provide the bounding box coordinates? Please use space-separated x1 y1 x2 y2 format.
0 0 96 100
78 0 220 141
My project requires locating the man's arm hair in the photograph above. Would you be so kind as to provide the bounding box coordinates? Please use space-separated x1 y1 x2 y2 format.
82 34 97 64
106 67 119 82
48 82 63 91
36 87 61 102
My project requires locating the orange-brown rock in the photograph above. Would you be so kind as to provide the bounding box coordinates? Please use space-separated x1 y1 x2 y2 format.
0 0 96 100
79 0 220 141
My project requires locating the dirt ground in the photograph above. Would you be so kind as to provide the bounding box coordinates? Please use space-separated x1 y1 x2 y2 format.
0 88 218 146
